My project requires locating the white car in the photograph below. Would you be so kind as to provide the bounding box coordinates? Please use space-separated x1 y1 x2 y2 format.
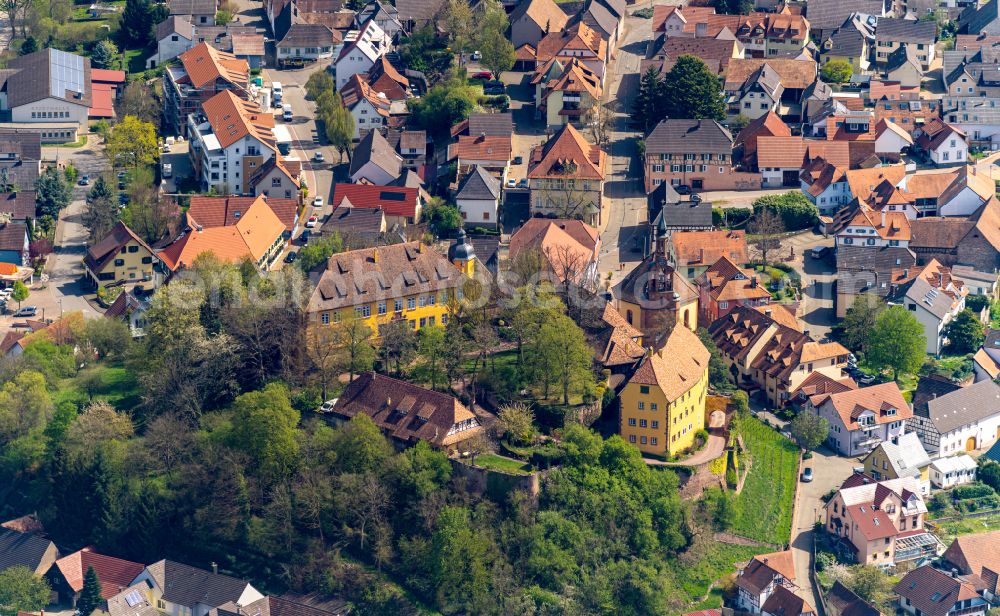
506 178 516 188
306 215 318 228
313 196 324 208
313 152 325 163
320 399 337 413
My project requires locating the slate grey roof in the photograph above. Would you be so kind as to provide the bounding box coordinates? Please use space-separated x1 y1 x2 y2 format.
156 15 194 41
885 44 921 73
912 374 962 416
395 0 445 23
0 130 42 161
468 234 499 267
0 528 55 573
807 0 886 30
270 593 350 616
876 17 936 43
468 112 513 137
823 14 874 57
925 379 1000 434
960 0 1000 36
325 205 385 234
349 129 401 180
5 48 92 109
145 560 254 608
655 199 713 229
645 119 733 154
168 0 216 15
455 165 500 201
277 23 334 48
875 432 931 478
835 243 916 298
827 582 882 616
108 584 160 616
580 0 618 39
904 275 956 319
0 222 27 252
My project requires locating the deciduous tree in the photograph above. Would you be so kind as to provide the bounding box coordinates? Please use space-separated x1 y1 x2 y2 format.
10 280 28 310
944 308 985 354
227 382 301 485
789 412 829 450
478 29 514 79
821 59 854 84
118 82 160 125
0 566 50 616
868 305 927 381
337 317 376 381
839 293 884 357
380 319 417 376
497 401 534 445
748 207 784 264
106 116 159 169
534 313 594 404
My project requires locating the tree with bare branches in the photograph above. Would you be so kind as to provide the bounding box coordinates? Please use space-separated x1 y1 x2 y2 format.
748 207 784 265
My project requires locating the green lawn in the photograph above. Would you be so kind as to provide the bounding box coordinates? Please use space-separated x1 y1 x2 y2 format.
51 135 89 148
472 453 533 475
932 512 1000 544
125 48 147 75
53 365 142 410
729 415 800 545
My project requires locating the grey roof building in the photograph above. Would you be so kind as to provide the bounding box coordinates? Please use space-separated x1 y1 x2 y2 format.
807 0 887 32
822 14 876 60
875 17 936 44
468 112 514 137
908 379 1000 453
135 560 264 615
4 48 92 109
645 119 733 154
455 165 500 202
349 129 402 183
0 527 58 574
960 0 1000 35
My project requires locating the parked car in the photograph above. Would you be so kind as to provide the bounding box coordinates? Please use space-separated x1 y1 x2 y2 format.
313 151 325 163
517 178 528 188
119 192 129 205
313 196 324 208
674 185 691 195
14 306 37 317
161 143 171 153
284 251 297 263
118 180 126 190
300 230 311 244
472 71 491 80
802 467 813 482
811 246 831 259
117 171 126 179
78 175 89 186
306 216 318 228
471 50 481 61
320 399 337 413
484 81 505 95
506 178 516 188
513 156 523 165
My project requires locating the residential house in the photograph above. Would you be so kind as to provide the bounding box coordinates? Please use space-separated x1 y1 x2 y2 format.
974 329 1000 382
735 551 813 616
729 64 786 121
277 23 335 66
875 120 913 162
0 49 94 144
883 45 922 89
148 15 195 68
508 218 600 287
510 0 569 48
959 0 1000 35
952 265 998 298
901 259 968 354
914 120 968 165
640 36 744 80
0 222 28 266
907 379 1000 455
251 156 300 200
168 0 215 26
709 304 849 407
874 17 936 69
331 372 483 449
835 244 917 317
734 111 793 170
860 432 931 494
522 22 608 80
617 228 699 342
619 324 709 456
646 188 714 250
670 229 749 280
652 7 810 58
106 584 159 616
395 0 445 31
588 302 646 375
339 74 390 140
165 43 250 137
455 166 500 228
0 130 42 192
826 581 883 616
942 529 1000 595
305 241 470 333
333 19 389 91
644 119 760 193
0 527 58 574
929 455 978 489
83 222 159 290
578 0 623 47
825 477 940 567
394 129 426 170
358 0 403 40
50 548 144 607
908 199 1000 271
450 134 512 187
104 290 152 337
450 112 514 139
230 32 266 69
806 0 886 39
131 560 264 616
0 193 35 225
331 183 421 226
820 13 877 73
724 58 818 114
185 194 299 236
533 58 602 129
349 129 401 185
320 206 392 248
895 566 988 616
366 56 409 102
755 138 852 189
836 206 911 252
871 83 939 133
157 195 287 272
789 369 857 405
695 257 771 324
801 158 853 215
187 91 287 195
527 123 606 226
809 381 911 456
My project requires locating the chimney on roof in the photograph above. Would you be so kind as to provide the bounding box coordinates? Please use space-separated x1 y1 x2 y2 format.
211 562 218 575
751 276 758 288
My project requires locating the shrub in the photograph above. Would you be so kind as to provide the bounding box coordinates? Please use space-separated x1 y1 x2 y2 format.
952 482 995 500
714 207 752 229
816 552 836 572
752 192 819 230
967 294 990 313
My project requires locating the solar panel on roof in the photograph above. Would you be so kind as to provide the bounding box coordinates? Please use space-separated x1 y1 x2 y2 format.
380 191 406 201
49 49 85 99
124 591 143 607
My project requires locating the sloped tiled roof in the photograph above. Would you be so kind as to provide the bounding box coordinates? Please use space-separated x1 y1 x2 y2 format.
332 183 418 218
144 560 253 608
671 230 748 266
511 0 569 33
627 325 709 401
811 381 911 431
350 128 401 179
455 165 500 201
201 90 276 150
187 195 298 233
724 58 817 91
53 549 145 599
646 119 733 154
84 221 155 274
696 256 771 303
527 123 605 180
508 218 599 283
894 566 982 616
178 42 248 89
0 527 54 573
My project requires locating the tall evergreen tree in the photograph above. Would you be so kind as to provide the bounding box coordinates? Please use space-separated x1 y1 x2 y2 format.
76 567 103 616
631 67 663 133
120 0 153 48
662 55 726 122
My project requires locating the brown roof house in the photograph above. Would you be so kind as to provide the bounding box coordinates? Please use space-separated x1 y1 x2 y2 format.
942 530 1000 595
895 566 988 616
164 42 250 137
531 57 602 130
527 123 606 226
508 218 600 286
49 548 145 607
825 477 940 567
708 304 849 407
735 551 815 616
826 581 883 616
670 229 749 280
331 372 484 449
643 119 760 193
806 381 911 456
510 0 569 49
695 255 771 324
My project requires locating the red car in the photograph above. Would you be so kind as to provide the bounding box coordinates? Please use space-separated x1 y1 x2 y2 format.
472 71 492 80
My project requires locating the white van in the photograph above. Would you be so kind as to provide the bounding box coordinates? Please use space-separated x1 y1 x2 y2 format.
282 104 293 122
272 81 283 102
162 163 172 178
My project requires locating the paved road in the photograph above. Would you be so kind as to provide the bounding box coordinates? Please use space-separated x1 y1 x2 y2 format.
791 447 858 614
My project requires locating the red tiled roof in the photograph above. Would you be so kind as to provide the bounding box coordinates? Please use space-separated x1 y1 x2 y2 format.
187 195 298 232
54 548 145 599
91 68 125 84
89 84 115 119
332 183 419 218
